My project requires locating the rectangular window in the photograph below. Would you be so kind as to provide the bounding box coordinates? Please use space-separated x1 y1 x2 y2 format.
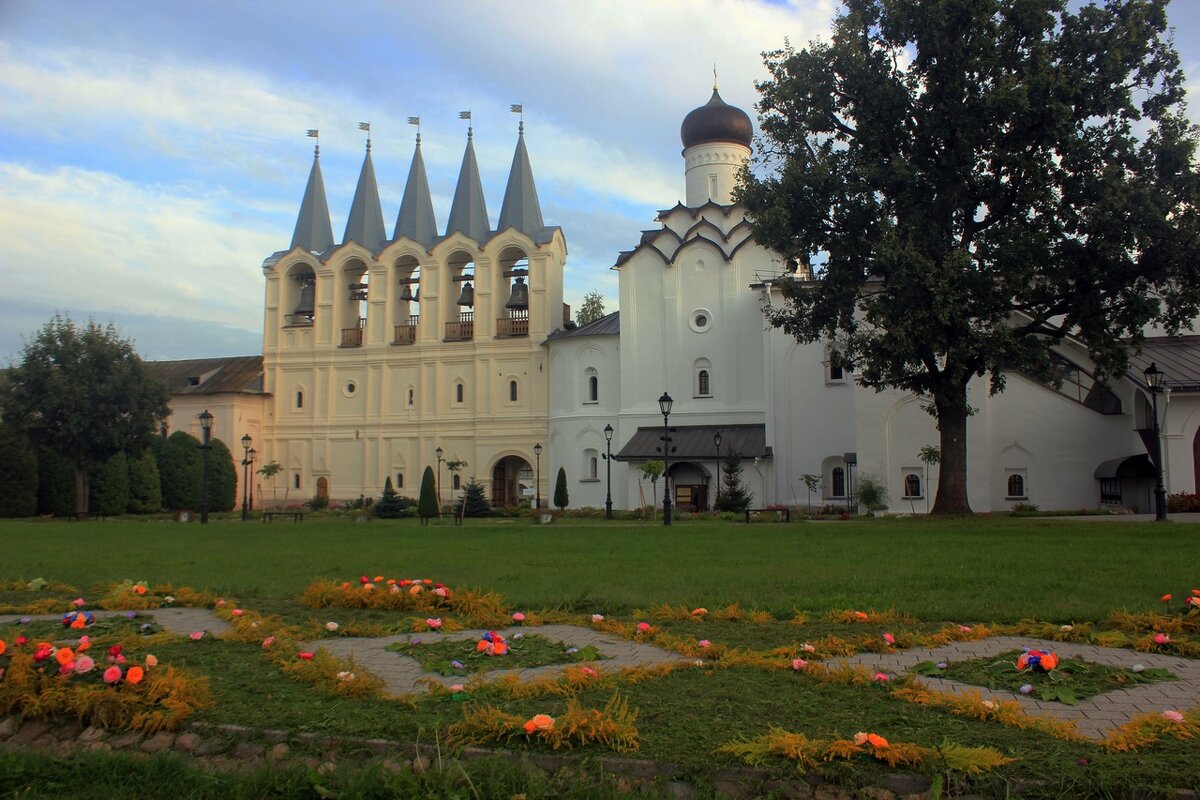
293 474 300 490
397 473 404 489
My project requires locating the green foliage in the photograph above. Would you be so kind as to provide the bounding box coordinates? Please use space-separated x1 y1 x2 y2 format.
0 316 170 513
417 465 438 520
554 467 569 510
576 291 605 325
741 2 1200 514
715 453 752 512
125 450 162 514
36 448 75 516
88 450 129 516
374 476 407 518
918 445 941 466
206 438 237 513
154 431 202 510
855 473 889 513
0 422 37 517
640 461 664 482
456 479 491 518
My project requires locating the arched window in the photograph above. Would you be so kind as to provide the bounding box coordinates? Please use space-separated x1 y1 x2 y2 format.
452 474 461 491
832 467 846 497
904 473 922 498
455 382 464 404
694 358 712 398
584 368 599 404
408 388 414 406
295 390 304 409
827 349 845 382
1007 473 1026 499
584 448 599 479
510 380 518 402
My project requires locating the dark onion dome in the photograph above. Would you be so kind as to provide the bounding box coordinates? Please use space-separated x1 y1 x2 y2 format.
680 90 753 150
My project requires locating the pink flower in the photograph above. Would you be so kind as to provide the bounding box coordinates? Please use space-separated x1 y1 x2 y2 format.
580 666 597 677
883 633 895 645
231 609 244 617
1163 710 1184 722
512 612 526 622
792 658 808 670
425 618 443 629
1154 633 1171 644
872 672 890 683
72 598 85 607
215 599 226 607
636 622 651 633
74 655 95 674
325 621 339 632
103 666 122 684
144 654 157 668
189 631 204 641
591 614 604 622
698 640 711 648
450 683 465 693
958 625 971 632
261 636 276 649
58 662 75 675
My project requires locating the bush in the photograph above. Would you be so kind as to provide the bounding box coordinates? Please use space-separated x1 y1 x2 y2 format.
307 494 329 511
1166 492 1200 513
417 466 438 521
88 450 129 516
153 431 202 510
126 450 161 513
206 438 238 513
1010 502 1041 514
0 423 37 517
855 473 889 513
36 448 75 516
554 467 569 510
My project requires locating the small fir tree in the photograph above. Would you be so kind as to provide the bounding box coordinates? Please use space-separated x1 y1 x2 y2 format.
126 450 162 513
455 479 491 518
417 466 438 524
715 452 752 512
375 476 406 518
553 467 569 510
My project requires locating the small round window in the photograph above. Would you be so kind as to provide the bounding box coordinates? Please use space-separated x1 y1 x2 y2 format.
345 380 358 396
690 309 712 333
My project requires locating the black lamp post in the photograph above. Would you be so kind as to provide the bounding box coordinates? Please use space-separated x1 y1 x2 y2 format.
1145 362 1168 522
435 446 444 516
198 410 213 524
658 392 674 526
248 448 256 514
240 434 253 521
713 430 722 511
602 424 614 519
534 443 543 510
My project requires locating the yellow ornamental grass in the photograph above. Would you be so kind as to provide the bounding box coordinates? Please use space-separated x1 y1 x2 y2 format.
789 611 810 626
274 647 385 699
1103 708 1200 752
447 589 510 629
410 617 464 634
0 598 64 615
1105 609 1191 635
890 683 1087 742
645 603 694 621
446 694 639 753
823 608 918 625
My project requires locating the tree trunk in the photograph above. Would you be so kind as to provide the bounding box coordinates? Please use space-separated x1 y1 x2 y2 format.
74 465 90 515
931 398 972 514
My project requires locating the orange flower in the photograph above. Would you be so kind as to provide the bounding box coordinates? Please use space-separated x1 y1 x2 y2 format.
125 666 144 684
1161 594 1173 602
0 640 5 656
77 636 91 652
134 585 147 595
476 640 489 653
494 641 508 655
523 720 537 733
55 647 75 665
853 611 869 621
1040 652 1059 670
70 616 86 630
523 714 554 734
866 733 889 749
374 575 384 583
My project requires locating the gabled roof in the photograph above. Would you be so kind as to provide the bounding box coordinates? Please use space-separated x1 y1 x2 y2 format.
291 147 335 253
614 424 770 461
342 145 388 252
546 311 620 341
1127 335 1200 392
446 132 490 243
497 126 545 238
394 136 438 247
144 355 265 396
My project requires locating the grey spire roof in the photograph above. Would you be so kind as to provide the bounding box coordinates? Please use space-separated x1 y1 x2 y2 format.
394 135 438 247
497 124 544 237
445 131 490 242
342 143 388 252
290 146 335 253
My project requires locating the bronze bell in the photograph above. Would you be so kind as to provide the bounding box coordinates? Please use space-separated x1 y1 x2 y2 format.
456 281 474 306
505 276 529 310
293 280 315 317
399 283 415 302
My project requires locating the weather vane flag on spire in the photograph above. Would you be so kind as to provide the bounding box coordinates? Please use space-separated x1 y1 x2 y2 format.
511 104 524 132
306 128 319 155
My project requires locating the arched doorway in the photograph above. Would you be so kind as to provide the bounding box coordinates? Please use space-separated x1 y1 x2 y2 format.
316 476 329 501
668 462 710 512
492 456 533 508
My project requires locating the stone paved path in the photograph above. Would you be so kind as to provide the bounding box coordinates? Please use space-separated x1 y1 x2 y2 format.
307 624 689 695
844 635 1200 739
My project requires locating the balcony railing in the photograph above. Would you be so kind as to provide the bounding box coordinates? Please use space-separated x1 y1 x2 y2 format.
340 318 366 347
496 309 529 338
445 312 474 341
393 316 418 345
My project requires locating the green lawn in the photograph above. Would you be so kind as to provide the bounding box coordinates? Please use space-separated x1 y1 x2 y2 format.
2 514 1199 799
0 515 1195 621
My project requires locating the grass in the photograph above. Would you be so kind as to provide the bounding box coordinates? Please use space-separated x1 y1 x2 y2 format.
2 514 1200 798
933 650 1177 704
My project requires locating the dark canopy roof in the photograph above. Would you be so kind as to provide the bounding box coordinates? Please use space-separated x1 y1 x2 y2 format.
615 424 769 461
1093 454 1156 480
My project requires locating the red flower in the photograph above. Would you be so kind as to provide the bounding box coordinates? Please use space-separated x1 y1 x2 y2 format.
298 652 314 660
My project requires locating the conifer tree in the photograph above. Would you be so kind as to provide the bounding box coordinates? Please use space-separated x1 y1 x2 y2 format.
417 466 438 524
456 479 491 518
554 467 569 510
715 452 752 512
375 475 406 518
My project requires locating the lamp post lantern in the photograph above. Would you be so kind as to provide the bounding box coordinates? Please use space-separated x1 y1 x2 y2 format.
534 443 543 510
435 446 444 516
1145 362 1168 522
713 430 723 511
198 410 214 524
603 424 614 519
658 392 674 526
248 448 256 514
240 434 253 521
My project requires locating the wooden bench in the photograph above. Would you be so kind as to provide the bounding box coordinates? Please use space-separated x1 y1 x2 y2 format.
743 508 791 523
262 511 304 523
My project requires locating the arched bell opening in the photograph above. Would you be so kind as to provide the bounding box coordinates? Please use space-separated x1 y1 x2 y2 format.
393 254 420 344
495 245 530 338
446 250 475 341
491 455 533 508
339 259 369 347
283 264 316 327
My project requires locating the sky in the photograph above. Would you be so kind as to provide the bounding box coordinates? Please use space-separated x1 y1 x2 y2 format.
1 0 1198 362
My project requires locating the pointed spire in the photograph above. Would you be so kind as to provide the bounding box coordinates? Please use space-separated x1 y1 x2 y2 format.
394 131 438 246
291 144 335 253
498 123 544 237
342 142 388 252
445 130 490 242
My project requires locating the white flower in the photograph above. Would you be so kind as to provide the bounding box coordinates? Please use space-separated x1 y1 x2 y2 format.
982 700 998 711
800 643 815 653
325 621 339 632
336 671 355 681
1060 624 1074 631
1132 663 1145 673
591 614 604 622
163 595 175 604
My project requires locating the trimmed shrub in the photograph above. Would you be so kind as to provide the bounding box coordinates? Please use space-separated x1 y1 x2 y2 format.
154 431 202 510
126 450 162 513
0 423 37 517
554 467 569 510
88 450 129 516
206 438 237 512
418 466 438 522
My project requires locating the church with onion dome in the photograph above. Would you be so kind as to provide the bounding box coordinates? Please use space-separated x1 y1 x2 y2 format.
153 86 1200 515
